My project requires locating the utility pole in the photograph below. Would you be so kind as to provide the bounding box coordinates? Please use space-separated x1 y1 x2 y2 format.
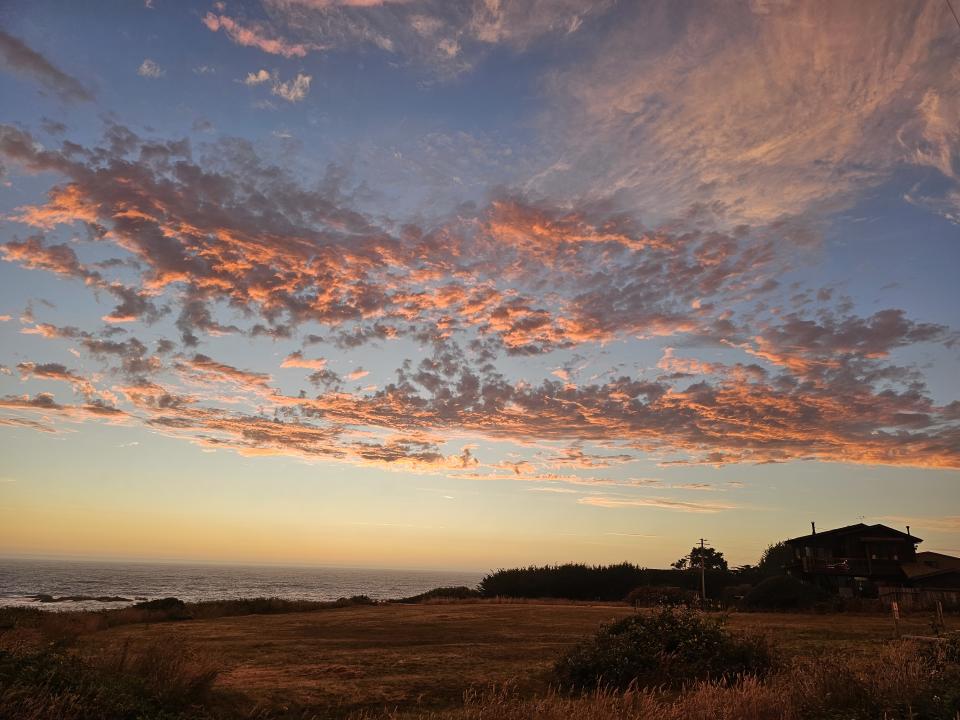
699 538 708 606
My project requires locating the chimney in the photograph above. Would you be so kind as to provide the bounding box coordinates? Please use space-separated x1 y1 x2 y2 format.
811 521 816 535
906 525 910 537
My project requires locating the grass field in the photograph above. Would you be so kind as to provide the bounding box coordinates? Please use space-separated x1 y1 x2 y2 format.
61 602 944 716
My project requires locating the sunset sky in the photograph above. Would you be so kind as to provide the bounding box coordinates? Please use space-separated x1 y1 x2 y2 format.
1 0 958 571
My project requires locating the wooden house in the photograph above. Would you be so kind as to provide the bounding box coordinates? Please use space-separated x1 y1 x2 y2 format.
784 523 921 597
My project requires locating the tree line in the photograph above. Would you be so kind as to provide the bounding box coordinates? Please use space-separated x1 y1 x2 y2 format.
477 543 794 601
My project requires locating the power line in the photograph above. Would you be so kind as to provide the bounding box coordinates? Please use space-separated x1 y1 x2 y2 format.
947 0 960 32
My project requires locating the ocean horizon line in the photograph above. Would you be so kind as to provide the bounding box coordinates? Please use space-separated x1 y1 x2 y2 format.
0 554 491 576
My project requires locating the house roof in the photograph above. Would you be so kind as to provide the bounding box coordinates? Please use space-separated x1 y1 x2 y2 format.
785 523 922 545
900 562 952 580
901 563 960 587
916 551 960 570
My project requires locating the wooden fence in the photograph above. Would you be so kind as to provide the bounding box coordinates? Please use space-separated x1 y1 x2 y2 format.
879 587 960 610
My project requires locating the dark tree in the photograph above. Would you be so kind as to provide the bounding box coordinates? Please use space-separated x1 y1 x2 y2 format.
756 541 794 577
671 546 728 572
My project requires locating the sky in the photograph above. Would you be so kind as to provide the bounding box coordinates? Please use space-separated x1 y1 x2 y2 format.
0 0 958 571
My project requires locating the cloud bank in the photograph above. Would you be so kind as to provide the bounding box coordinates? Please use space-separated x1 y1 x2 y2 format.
1 121 956 476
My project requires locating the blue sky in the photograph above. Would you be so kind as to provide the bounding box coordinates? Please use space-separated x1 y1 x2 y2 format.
0 0 958 570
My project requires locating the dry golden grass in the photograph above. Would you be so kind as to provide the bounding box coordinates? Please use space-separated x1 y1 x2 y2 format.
78 603 631 713
69 602 947 716
357 640 960 720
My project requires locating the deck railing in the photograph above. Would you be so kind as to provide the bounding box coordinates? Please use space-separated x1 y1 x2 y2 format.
799 557 903 576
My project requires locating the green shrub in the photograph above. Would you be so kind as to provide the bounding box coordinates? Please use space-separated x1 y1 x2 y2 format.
555 607 775 691
740 576 828 611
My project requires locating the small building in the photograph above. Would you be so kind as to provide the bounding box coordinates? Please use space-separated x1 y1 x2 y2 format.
901 551 960 590
784 523 921 597
916 551 960 572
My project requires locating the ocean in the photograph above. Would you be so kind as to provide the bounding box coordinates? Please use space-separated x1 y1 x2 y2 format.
0 558 484 611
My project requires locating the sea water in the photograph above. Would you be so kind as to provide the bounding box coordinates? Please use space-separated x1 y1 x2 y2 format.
0 558 483 611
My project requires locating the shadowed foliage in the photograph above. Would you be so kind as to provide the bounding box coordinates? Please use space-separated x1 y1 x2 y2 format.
554 607 776 692
479 563 737 601
740 576 829 612
0 641 217 720
390 586 482 603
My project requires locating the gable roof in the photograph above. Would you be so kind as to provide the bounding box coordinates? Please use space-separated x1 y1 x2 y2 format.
785 523 922 545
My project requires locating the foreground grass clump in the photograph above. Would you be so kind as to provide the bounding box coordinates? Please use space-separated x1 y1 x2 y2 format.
364 641 960 720
555 607 775 691
0 641 218 720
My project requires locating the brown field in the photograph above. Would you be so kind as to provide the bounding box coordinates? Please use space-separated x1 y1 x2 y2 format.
71 602 944 716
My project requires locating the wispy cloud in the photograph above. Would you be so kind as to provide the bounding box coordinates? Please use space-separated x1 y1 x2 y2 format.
281 351 327 370
137 59 165 78
204 0 614 75
203 12 320 58
577 496 736 513
877 515 960 533
0 30 92 102
536 1 960 222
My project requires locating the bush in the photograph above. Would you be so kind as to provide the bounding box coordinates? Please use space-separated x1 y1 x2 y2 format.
334 594 376 607
624 586 695 607
134 597 188 612
555 607 775 691
391 586 482 603
740 576 828 611
720 583 753 609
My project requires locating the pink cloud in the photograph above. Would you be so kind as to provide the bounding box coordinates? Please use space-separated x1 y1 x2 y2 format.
0 123 957 473
202 12 319 58
281 351 327 370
